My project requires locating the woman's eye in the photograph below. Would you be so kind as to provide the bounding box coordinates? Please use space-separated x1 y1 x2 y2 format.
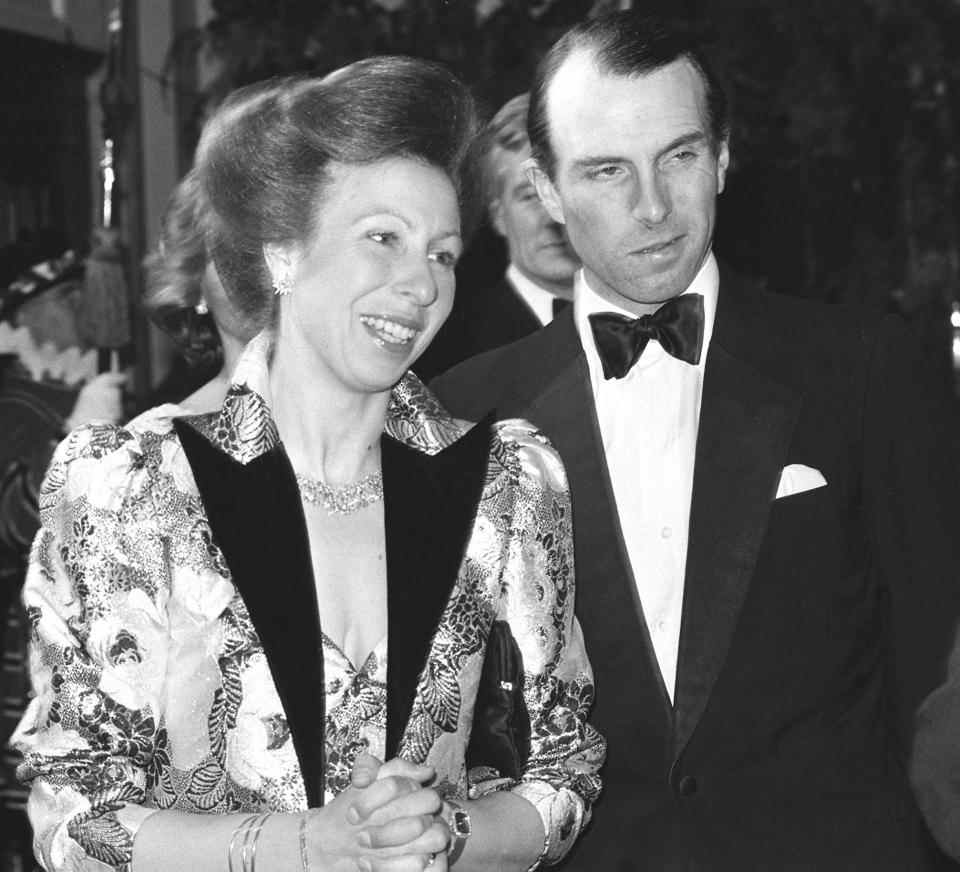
429 250 458 269
368 231 399 246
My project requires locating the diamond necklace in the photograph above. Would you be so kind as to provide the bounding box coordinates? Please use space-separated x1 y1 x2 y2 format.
295 470 383 515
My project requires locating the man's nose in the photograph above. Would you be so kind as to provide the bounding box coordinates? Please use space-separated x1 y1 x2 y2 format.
631 172 671 225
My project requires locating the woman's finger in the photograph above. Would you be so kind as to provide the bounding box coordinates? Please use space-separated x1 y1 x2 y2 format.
364 788 443 828
376 758 435 784
369 850 447 872
348 775 421 822
362 814 434 849
351 752 384 789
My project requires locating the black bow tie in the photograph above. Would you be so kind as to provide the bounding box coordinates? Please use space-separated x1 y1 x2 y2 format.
588 294 705 380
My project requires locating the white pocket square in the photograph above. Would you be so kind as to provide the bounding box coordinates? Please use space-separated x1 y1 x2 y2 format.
775 464 827 499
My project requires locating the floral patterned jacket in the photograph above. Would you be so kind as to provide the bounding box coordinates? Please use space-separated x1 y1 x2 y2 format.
13 337 604 872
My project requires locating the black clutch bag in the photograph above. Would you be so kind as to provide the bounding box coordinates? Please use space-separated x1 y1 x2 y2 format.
465 619 531 779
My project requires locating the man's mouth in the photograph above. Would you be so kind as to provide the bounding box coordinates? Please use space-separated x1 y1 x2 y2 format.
633 236 682 256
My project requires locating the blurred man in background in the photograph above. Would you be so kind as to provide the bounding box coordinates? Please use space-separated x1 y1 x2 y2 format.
415 93 579 379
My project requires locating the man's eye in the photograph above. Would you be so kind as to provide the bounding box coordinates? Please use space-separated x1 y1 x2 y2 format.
369 231 399 245
670 149 697 163
587 165 623 180
429 250 458 269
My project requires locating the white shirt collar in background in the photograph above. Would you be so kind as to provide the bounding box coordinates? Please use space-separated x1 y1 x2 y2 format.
506 263 568 328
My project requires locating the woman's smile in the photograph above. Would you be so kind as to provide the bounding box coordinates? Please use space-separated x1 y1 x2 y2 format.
358 313 421 349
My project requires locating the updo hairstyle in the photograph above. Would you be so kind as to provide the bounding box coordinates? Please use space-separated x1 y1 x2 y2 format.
142 170 221 368
194 56 478 330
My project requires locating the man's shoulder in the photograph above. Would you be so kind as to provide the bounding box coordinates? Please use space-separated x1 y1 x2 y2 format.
720 275 890 366
431 313 579 418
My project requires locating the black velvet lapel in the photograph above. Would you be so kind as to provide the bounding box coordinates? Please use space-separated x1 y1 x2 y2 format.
382 413 493 759
672 296 802 757
173 418 327 807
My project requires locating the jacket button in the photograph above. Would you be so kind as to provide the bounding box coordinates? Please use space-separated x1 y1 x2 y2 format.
677 775 698 797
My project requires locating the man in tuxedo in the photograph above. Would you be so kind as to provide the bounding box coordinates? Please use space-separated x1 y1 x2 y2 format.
433 13 960 870
414 94 578 380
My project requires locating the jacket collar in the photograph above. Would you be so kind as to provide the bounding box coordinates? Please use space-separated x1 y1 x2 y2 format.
187 330 473 466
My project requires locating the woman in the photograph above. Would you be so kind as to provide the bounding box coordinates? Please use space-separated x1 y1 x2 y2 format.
143 170 255 412
14 57 603 872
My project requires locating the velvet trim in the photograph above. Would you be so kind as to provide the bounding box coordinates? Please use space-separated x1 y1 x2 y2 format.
173 418 327 807
382 413 494 759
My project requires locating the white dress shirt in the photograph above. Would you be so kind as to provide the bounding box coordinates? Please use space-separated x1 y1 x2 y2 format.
574 254 719 701
507 264 567 327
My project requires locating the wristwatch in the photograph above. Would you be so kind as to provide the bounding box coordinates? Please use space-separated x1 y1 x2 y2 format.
445 800 472 865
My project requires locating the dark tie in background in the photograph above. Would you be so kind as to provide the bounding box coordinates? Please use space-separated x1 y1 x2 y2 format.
589 293 705 379
552 297 572 318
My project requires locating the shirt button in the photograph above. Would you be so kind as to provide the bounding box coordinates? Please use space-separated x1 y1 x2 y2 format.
677 775 699 797
661 526 673 539
656 620 667 633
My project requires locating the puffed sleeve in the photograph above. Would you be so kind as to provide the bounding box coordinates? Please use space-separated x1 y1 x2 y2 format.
475 420 605 867
11 424 171 872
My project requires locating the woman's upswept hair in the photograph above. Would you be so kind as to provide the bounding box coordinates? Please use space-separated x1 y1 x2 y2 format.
142 170 222 368
194 56 478 329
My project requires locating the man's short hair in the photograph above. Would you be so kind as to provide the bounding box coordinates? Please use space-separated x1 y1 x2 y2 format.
476 93 532 212
528 13 730 178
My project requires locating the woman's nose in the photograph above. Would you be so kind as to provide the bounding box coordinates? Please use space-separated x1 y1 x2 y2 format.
395 258 439 306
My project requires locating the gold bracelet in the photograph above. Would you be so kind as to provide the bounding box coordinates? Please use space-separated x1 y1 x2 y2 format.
227 814 259 872
298 812 311 872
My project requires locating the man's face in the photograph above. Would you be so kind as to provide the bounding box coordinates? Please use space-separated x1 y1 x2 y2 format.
491 145 578 294
535 52 728 313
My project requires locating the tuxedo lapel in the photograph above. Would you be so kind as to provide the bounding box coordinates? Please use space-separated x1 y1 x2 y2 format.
382 413 493 759
172 417 327 807
673 287 802 757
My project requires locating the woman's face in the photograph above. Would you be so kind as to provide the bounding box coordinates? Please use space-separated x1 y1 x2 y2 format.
279 157 461 393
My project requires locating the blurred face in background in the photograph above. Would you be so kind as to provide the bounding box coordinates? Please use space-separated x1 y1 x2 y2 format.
490 144 579 296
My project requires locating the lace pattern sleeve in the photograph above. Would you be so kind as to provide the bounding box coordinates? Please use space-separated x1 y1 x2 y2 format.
475 420 605 867
12 425 169 872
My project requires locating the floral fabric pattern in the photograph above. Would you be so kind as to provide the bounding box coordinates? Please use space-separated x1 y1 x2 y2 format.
12 334 604 872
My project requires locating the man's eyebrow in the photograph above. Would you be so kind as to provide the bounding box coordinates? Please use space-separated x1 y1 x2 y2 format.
657 131 710 157
570 155 627 172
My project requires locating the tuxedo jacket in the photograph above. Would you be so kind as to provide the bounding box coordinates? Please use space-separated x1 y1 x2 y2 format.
14 337 603 871
414 275 543 381
433 272 960 871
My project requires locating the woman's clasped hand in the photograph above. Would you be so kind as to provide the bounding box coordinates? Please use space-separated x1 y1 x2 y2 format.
303 755 449 872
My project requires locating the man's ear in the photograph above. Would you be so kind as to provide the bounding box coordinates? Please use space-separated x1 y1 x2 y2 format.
716 138 730 195
523 158 565 224
489 198 507 238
